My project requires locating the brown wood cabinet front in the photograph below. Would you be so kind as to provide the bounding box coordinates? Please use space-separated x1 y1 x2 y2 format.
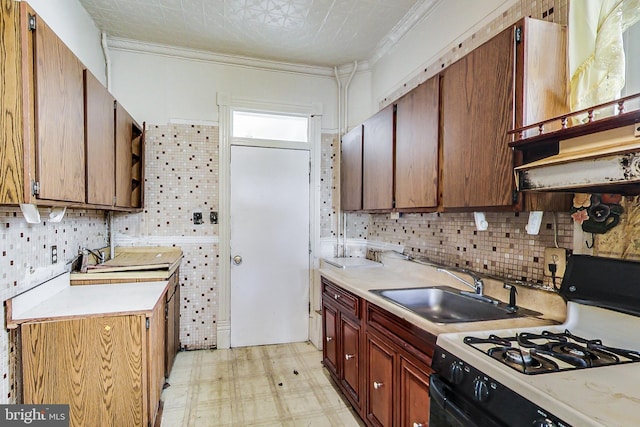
20 302 165 427
400 357 431 427
441 24 515 209
165 268 181 377
365 332 395 427
85 69 116 206
341 124 364 211
32 6 86 204
363 105 394 211
395 76 440 210
115 102 144 209
321 278 363 413
0 2 145 211
441 17 569 210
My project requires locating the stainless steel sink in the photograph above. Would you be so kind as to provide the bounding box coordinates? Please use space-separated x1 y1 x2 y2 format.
369 286 541 324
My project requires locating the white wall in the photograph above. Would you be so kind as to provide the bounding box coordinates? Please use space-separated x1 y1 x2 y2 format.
109 49 341 129
370 0 515 109
24 0 106 84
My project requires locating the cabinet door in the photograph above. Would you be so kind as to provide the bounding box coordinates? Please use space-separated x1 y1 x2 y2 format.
32 10 86 203
115 102 133 208
322 303 339 377
395 76 440 209
165 270 181 377
363 105 394 211
85 70 115 206
341 125 363 211
441 26 515 208
341 315 361 408
366 333 395 427
400 357 431 427
22 315 145 427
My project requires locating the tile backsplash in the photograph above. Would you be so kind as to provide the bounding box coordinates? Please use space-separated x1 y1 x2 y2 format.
0 208 107 402
114 123 220 351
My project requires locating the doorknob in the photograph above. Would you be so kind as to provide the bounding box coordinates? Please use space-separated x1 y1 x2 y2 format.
232 255 243 265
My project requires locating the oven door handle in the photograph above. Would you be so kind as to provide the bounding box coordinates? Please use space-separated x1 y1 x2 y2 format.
430 374 480 426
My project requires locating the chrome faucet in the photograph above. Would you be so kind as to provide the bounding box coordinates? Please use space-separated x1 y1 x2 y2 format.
81 247 105 265
436 268 495 303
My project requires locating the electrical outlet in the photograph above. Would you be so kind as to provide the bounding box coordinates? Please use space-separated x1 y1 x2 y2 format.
544 247 567 278
51 245 58 264
193 212 203 225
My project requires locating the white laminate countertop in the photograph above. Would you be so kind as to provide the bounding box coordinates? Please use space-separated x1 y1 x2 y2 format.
318 254 567 336
7 273 169 326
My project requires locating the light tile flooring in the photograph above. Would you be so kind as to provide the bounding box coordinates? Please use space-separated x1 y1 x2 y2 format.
160 341 364 426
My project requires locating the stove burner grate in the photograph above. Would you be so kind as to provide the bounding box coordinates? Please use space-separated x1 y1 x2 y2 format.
464 329 640 375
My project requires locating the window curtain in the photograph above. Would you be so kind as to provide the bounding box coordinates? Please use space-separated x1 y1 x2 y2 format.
569 0 640 111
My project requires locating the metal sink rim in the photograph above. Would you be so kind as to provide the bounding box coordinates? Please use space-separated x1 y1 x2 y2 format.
369 286 542 324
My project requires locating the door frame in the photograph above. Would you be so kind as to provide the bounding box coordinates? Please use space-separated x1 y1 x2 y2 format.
217 93 322 348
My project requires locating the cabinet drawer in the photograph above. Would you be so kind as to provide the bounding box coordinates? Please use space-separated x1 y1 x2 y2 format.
366 302 435 362
322 278 360 318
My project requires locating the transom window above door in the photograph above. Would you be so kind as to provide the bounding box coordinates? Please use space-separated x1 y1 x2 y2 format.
232 111 308 143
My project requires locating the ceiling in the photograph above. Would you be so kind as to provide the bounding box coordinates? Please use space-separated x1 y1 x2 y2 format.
78 0 439 67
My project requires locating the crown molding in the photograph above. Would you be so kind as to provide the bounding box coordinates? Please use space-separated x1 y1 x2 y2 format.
369 0 444 66
107 36 351 78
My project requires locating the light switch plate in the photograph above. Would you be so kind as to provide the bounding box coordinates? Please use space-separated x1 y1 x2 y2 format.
544 247 567 278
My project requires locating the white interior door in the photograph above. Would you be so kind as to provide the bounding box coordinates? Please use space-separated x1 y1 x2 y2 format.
230 145 310 347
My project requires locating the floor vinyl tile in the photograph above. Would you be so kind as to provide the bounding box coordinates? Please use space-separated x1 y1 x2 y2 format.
160 341 362 426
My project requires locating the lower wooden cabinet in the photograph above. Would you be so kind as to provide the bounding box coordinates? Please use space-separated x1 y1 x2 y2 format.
165 268 181 377
322 278 363 412
321 277 435 426
365 332 395 427
20 300 165 427
400 357 431 427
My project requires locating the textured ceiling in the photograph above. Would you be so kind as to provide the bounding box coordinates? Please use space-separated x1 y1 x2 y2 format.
78 0 437 67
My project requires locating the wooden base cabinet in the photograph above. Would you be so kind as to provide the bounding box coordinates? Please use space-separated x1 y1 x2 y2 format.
321 278 363 412
20 301 165 427
365 333 395 427
321 277 436 426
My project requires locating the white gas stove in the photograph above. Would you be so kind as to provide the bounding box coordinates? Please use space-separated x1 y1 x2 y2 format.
430 255 640 427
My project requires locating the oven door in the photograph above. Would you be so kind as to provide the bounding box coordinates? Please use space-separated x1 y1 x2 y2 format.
429 374 504 427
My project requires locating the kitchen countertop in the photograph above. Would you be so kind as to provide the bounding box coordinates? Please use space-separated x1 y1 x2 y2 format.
319 253 567 336
7 273 169 327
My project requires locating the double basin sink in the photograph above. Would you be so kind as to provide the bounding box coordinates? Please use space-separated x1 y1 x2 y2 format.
370 286 541 324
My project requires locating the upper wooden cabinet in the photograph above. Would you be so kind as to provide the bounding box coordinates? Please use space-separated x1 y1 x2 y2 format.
0 2 144 211
441 17 568 210
363 105 394 211
1 2 85 205
115 102 144 210
341 125 363 211
85 70 116 207
395 76 440 210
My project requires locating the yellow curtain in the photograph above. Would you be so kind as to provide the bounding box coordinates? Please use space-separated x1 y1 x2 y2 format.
569 0 640 111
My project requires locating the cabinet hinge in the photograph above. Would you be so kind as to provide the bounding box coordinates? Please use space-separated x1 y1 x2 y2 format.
113 100 117 110
146 318 150 329
28 14 36 31
515 26 522 44
31 181 40 196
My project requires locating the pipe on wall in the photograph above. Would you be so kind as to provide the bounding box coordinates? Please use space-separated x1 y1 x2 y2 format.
335 61 358 257
101 32 111 91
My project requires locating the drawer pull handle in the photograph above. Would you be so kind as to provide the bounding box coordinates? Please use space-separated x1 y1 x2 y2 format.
326 336 333 342
334 294 340 300
373 381 383 390
345 354 355 360
413 423 425 427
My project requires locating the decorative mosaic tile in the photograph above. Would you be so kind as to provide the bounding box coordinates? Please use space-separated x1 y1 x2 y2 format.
0 208 107 403
366 212 573 288
114 123 220 350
